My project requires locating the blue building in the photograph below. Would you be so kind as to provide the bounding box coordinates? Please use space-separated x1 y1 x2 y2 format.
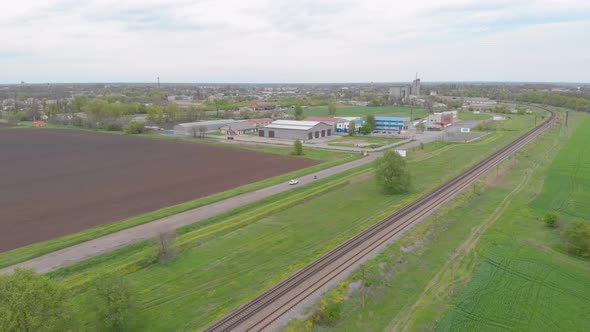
374 117 409 132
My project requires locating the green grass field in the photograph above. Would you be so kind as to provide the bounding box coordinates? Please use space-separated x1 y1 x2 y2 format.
287 110 590 332
304 105 428 120
0 130 359 269
41 112 546 331
457 112 491 120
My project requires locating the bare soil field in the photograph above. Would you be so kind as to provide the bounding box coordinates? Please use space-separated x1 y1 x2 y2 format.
0 129 317 252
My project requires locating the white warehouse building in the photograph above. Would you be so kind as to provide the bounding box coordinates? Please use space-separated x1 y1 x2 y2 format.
259 120 333 141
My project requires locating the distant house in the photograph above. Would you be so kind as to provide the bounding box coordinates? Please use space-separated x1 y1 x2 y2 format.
244 118 273 127
252 102 276 111
220 122 259 135
259 120 333 141
173 119 241 135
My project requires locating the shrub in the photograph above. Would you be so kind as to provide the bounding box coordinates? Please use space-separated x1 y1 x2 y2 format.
561 220 590 257
543 212 559 227
123 121 145 134
72 116 84 127
94 274 133 331
0 269 70 331
293 139 303 156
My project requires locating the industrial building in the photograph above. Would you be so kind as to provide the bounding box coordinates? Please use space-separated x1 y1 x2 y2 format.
259 120 333 141
173 119 240 135
388 76 421 103
335 117 364 133
374 117 410 132
426 111 457 130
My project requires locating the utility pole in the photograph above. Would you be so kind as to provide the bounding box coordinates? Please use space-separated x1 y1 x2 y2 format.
565 111 569 127
157 77 161 89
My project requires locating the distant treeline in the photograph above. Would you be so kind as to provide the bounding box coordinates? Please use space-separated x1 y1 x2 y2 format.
517 92 590 112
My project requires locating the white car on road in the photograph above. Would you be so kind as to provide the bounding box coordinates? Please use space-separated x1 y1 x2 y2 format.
288 179 299 185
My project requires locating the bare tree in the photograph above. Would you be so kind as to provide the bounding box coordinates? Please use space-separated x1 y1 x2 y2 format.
199 125 207 138
191 126 198 138
154 229 177 264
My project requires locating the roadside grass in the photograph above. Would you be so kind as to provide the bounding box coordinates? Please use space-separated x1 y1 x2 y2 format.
287 110 590 332
304 105 428 119
42 112 545 331
327 136 405 148
0 142 360 269
457 112 491 120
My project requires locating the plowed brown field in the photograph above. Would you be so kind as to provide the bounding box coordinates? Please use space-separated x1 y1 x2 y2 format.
0 129 316 251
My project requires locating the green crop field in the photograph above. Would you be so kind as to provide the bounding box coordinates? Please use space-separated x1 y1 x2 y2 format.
42 113 545 331
532 119 590 219
286 110 590 332
304 105 428 120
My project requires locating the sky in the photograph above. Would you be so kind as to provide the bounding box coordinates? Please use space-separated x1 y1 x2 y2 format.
1 0 589 83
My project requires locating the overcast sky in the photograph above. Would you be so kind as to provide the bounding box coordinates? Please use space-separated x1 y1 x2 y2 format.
1 0 589 83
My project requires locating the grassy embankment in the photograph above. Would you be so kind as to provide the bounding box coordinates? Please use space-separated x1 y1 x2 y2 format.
327 136 405 148
45 112 544 331
304 105 428 120
0 130 360 269
286 110 590 331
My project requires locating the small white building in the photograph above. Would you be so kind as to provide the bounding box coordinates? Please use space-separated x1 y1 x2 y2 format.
259 120 333 141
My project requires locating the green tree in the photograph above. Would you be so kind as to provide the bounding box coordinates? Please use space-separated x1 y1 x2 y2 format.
365 114 376 130
72 96 88 112
45 103 59 119
328 103 337 116
561 220 590 257
94 274 133 331
123 121 145 134
374 150 411 194
147 106 164 124
416 122 426 133
164 103 178 123
0 268 70 331
294 105 304 120
360 123 372 135
348 121 356 136
293 139 304 155
544 212 559 227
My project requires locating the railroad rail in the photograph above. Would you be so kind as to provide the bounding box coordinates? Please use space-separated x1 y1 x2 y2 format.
204 107 556 332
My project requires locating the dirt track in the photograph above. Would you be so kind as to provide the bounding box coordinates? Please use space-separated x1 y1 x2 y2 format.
0 129 316 252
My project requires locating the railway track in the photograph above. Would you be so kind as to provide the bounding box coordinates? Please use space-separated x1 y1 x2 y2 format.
204 107 556 332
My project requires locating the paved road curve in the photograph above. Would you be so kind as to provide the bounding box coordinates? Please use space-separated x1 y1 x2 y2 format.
1 154 379 274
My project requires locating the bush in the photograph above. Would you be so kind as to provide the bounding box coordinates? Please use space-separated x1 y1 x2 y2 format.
72 116 84 127
293 139 303 156
94 274 133 331
0 269 70 331
561 220 590 257
360 123 372 135
543 212 559 227
123 121 145 134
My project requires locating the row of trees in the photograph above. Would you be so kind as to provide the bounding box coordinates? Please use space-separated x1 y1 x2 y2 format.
517 92 590 112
